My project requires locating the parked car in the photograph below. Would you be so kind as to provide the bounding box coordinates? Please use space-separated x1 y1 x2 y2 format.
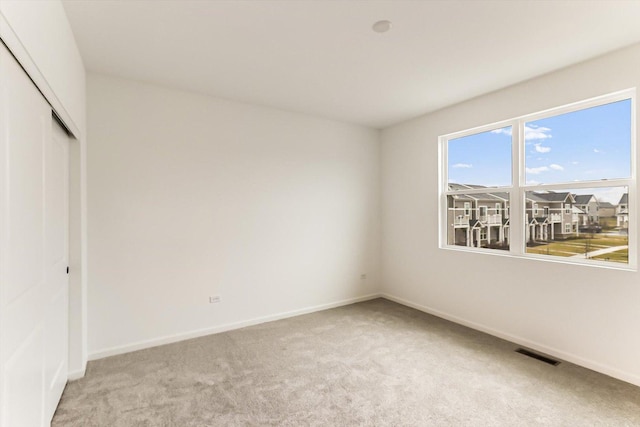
579 224 602 233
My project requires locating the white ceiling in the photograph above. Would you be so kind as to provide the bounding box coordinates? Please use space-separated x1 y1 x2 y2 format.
63 0 640 129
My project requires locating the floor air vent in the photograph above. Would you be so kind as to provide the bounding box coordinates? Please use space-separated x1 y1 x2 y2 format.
515 348 560 366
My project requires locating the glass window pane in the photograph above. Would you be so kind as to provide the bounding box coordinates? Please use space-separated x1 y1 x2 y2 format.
525 99 631 185
524 187 628 264
447 126 512 188
447 192 510 251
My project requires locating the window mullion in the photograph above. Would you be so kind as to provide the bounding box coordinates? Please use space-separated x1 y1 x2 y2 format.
510 119 525 256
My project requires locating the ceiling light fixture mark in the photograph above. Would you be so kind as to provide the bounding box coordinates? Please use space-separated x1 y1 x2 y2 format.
372 20 392 33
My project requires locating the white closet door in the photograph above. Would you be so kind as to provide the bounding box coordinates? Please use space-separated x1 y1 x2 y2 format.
43 120 69 421
0 42 69 427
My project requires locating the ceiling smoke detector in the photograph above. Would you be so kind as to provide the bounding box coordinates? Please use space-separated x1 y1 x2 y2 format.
372 20 392 33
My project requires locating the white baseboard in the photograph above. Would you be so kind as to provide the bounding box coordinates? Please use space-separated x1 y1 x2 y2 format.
89 293 382 361
380 292 640 388
67 366 86 381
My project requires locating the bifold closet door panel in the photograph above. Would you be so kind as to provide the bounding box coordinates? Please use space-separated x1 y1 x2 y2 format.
1 41 69 427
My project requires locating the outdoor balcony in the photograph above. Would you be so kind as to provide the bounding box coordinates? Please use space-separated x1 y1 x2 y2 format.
549 213 562 222
481 214 503 225
453 215 469 226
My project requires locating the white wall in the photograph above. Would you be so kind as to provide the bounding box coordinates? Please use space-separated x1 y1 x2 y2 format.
0 0 87 378
87 74 381 357
381 43 640 386
0 0 85 135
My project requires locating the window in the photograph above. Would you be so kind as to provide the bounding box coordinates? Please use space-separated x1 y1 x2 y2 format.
479 206 488 220
441 90 635 268
445 126 512 250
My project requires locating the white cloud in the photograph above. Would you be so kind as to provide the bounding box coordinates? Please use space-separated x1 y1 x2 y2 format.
452 163 472 168
492 124 552 141
534 143 551 153
526 166 549 174
571 161 579 165
491 128 512 136
593 148 603 153
525 125 552 141
549 164 564 171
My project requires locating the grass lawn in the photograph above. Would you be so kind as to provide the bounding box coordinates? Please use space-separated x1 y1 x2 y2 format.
592 248 628 262
526 234 628 263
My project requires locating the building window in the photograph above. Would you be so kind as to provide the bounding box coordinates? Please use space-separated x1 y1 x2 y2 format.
441 90 635 268
479 206 488 221
463 202 471 217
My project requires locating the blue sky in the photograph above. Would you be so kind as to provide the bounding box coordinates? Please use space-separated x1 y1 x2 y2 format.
447 99 631 203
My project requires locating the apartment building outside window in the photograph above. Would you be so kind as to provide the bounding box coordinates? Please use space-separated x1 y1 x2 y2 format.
440 90 635 269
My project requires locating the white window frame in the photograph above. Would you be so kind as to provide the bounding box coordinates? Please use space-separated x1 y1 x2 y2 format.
439 89 636 270
464 202 471 217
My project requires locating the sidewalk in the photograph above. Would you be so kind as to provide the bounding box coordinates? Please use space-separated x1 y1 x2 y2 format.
570 245 628 259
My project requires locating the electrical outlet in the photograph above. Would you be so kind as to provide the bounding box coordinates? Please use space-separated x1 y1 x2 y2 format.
360 274 366 280
209 295 221 304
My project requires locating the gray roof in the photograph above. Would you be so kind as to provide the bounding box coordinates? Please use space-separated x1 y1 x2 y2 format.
619 193 628 205
573 194 595 205
450 184 596 205
599 202 615 208
448 183 508 202
527 191 573 203
450 194 476 201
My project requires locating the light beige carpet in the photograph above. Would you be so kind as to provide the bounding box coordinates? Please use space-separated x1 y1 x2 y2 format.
53 299 640 426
